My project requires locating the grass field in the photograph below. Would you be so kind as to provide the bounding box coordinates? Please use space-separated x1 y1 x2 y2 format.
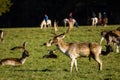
0 25 120 80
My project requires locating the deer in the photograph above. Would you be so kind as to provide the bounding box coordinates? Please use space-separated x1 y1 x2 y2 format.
0 30 4 42
0 49 29 66
100 29 120 53
43 50 57 58
0 41 29 66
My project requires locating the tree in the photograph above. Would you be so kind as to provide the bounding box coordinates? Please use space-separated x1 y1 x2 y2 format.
0 0 12 16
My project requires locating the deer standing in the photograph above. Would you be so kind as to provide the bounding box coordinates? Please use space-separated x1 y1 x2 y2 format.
46 33 103 73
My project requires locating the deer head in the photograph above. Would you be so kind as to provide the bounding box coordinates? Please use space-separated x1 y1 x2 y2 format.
45 32 66 47
44 20 73 47
51 33 66 46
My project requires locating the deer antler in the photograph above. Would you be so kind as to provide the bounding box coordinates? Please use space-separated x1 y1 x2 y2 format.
52 19 74 38
65 21 74 34
54 20 58 34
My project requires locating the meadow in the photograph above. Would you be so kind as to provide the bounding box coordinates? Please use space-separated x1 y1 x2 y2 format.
0 25 120 80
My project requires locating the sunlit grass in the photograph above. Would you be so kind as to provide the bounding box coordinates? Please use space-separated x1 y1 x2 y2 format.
0 25 120 80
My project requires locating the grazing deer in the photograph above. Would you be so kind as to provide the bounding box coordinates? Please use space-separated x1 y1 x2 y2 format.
45 32 103 73
0 49 29 66
101 45 113 55
0 30 4 42
11 41 27 50
100 30 120 53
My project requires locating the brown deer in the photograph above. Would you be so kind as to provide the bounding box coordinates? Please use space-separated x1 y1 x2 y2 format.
100 29 120 53
45 32 113 73
0 30 4 42
45 32 103 73
0 49 29 66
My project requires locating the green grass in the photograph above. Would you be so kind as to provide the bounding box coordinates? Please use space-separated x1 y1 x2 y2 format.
0 25 120 80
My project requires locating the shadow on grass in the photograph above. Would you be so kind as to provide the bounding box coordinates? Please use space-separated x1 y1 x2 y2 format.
13 68 70 72
14 68 53 72
104 78 112 80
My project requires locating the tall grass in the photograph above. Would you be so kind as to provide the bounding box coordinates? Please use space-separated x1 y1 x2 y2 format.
0 25 120 80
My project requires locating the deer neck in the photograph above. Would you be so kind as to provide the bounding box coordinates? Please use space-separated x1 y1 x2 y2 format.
20 57 27 64
57 40 69 53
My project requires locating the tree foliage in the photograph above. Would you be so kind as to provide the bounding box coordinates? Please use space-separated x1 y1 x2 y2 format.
0 0 12 16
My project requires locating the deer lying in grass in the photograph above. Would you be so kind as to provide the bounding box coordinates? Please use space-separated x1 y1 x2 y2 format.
45 32 113 73
43 50 57 58
100 29 120 53
1 41 29 66
0 49 29 66
0 30 4 42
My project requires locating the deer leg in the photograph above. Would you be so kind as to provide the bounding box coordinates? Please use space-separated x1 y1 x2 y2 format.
116 45 119 53
113 43 116 52
70 58 75 73
74 59 78 72
94 55 102 71
100 37 104 45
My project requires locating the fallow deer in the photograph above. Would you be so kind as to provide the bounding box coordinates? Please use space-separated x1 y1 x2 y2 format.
0 49 29 66
43 50 57 58
100 29 120 53
0 30 4 42
45 32 103 73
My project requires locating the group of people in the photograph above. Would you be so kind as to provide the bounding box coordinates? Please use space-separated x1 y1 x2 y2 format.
42 12 108 27
91 12 108 27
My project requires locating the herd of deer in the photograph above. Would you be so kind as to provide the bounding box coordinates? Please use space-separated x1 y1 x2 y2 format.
0 22 120 74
